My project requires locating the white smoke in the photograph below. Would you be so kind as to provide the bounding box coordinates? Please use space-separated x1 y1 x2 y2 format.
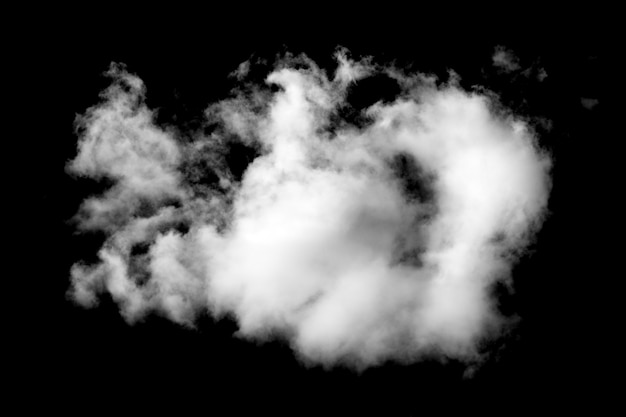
68 50 552 369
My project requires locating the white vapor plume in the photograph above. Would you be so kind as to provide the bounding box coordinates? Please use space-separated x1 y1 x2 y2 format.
68 51 552 368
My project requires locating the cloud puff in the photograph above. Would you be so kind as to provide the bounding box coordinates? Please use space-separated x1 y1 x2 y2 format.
492 46 522 72
581 97 599 110
67 51 552 369
492 46 548 82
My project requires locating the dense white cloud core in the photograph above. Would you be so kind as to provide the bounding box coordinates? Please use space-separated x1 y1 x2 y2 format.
68 52 552 368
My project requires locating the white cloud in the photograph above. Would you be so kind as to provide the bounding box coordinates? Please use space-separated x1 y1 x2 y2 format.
68 64 186 231
537 67 548 81
581 97 599 110
492 46 521 72
68 52 552 369
333 47 372 85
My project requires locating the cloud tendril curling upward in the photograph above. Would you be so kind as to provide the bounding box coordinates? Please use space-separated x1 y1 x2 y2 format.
67 51 552 368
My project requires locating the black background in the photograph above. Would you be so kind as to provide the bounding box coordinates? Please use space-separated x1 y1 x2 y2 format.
19 10 605 415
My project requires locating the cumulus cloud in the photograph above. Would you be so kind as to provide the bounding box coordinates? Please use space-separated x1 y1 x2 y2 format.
67 51 552 369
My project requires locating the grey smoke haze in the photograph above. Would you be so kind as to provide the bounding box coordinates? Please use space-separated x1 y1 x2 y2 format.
68 50 552 369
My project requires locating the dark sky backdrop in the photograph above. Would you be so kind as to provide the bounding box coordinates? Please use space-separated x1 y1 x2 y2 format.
22 14 603 414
